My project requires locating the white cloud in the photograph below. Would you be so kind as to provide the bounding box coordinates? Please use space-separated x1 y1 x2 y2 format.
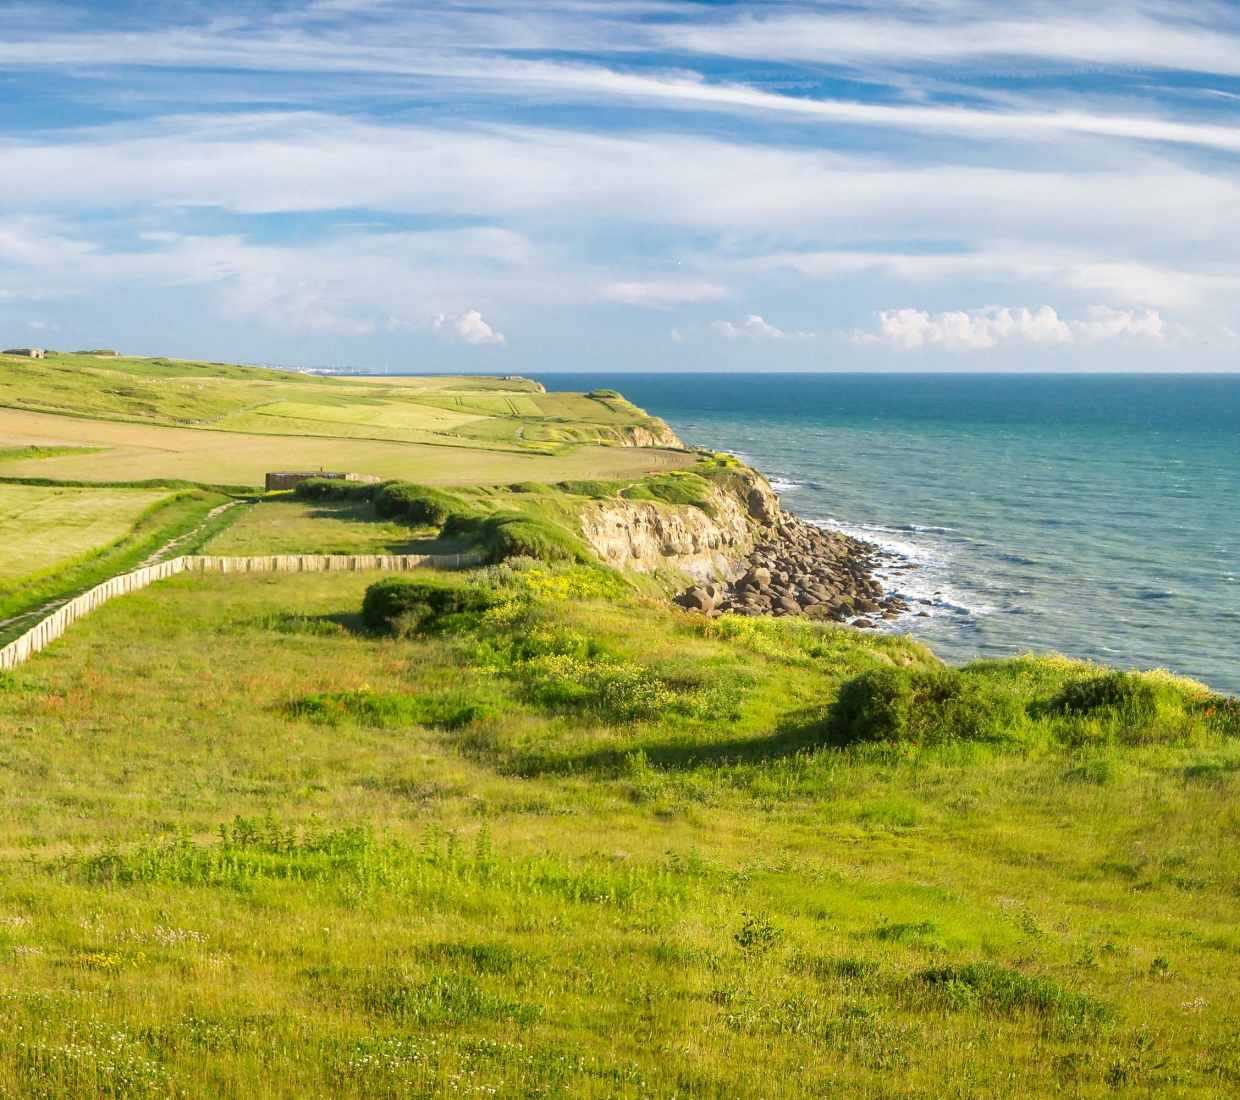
430 309 506 346
873 304 1179 350
603 280 728 308
710 314 809 340
674 4 1240 75
879 306 1073 350
1071 306 1168 343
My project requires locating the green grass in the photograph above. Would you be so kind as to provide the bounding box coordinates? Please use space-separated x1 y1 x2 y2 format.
203 498 466 557
0 485 175 587
0 489 240 644
0 355 679 458
0 564 1237 1097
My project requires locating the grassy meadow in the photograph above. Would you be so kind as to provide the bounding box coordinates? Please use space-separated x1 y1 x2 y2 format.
1 558 1238 1098
1 365 1238 1097
205 499 462 558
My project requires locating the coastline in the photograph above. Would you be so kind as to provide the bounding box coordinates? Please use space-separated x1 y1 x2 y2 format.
673 471 914 629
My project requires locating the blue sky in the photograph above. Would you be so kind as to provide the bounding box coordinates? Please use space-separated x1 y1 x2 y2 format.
2 1 1240 371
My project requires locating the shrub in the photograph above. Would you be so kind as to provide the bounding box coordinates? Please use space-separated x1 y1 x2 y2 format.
443 510 590 565
507 481 549 494
556 480 616 499
293 477 380 502
1050 671 1159 722
586 388 622 400
372 482 463 526
829 666 1023 745
361 577 498 634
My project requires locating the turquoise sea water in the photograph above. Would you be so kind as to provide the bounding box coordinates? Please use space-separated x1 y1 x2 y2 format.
534 373 1240 695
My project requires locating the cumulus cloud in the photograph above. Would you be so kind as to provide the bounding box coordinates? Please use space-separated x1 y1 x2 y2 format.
710 314 809 340
876 305 1174 349
430 309 506 346
1071 305 1167 343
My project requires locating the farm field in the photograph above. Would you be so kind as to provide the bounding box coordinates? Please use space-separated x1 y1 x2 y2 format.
0 406 692 488
0 484 173 587
0 562 1238 1097
0 354 682 463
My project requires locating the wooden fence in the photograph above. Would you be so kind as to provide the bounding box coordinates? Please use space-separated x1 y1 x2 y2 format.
0 551 485 671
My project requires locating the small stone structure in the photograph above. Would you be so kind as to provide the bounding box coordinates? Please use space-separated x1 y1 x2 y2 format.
265 471 382 492
3 348 44 358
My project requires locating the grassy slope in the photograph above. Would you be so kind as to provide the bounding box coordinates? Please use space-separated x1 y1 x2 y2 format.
0 485 174 586
0 489 237 645
0 565 1237 1098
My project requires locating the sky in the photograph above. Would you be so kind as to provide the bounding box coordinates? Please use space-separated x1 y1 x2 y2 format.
2 1 1240 372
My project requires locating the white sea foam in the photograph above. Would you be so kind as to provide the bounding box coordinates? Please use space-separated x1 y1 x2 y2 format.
807 517 996 623
768 478 801 493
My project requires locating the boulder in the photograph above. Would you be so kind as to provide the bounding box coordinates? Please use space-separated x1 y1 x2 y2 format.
742 566 771 588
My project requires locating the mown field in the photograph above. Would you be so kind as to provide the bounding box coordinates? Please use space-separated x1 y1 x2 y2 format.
1 555 1238 1098
0 406 691 488
0 485 173 586
0 355 681 470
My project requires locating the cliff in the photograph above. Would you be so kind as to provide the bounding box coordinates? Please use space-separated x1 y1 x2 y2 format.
577 465 779 581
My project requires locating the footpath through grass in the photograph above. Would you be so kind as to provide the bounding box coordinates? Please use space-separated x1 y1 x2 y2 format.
0 488 242 645
0 565 1238 1098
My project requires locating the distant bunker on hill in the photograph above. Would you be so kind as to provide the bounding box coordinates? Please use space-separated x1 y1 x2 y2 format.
3 348 44 358
265 470 382 492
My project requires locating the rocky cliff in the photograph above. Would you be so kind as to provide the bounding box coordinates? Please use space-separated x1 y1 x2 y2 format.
577 466 779 581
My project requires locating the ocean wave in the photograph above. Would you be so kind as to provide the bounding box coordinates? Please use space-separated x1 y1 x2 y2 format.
807 517 997 619
768 478 802 493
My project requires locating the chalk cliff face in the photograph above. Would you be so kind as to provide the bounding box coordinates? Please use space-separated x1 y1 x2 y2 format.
615 421 683 449
577 469 780 581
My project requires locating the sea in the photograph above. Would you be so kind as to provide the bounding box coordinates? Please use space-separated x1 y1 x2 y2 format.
533 373 1240 696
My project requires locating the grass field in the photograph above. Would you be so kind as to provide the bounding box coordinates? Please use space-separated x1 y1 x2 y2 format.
0 485 173 587
0 407 692 488
0 488 237 646
0 355 681 459
204 499 472 557
0 564 1237 1098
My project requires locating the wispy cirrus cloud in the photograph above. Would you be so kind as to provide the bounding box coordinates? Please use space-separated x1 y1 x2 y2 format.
0 1 1237 368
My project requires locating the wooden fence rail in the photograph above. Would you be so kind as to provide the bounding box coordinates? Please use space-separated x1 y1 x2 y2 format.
0 551 485 671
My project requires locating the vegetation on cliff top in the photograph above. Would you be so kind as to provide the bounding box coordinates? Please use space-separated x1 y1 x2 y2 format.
0 551 1236 1097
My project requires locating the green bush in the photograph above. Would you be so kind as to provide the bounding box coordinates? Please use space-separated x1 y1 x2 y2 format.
443 510 589 565
372 482 463 526
361 577 498 634
586 388 622 400
556 480 617 499
829 666 1022 746
293 477 380 502
1049 671 1159 722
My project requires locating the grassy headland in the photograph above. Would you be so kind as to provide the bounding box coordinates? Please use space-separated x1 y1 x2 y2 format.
0 367 1237 1098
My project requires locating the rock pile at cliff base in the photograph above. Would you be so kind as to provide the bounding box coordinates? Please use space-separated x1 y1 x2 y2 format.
674 513 912 628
